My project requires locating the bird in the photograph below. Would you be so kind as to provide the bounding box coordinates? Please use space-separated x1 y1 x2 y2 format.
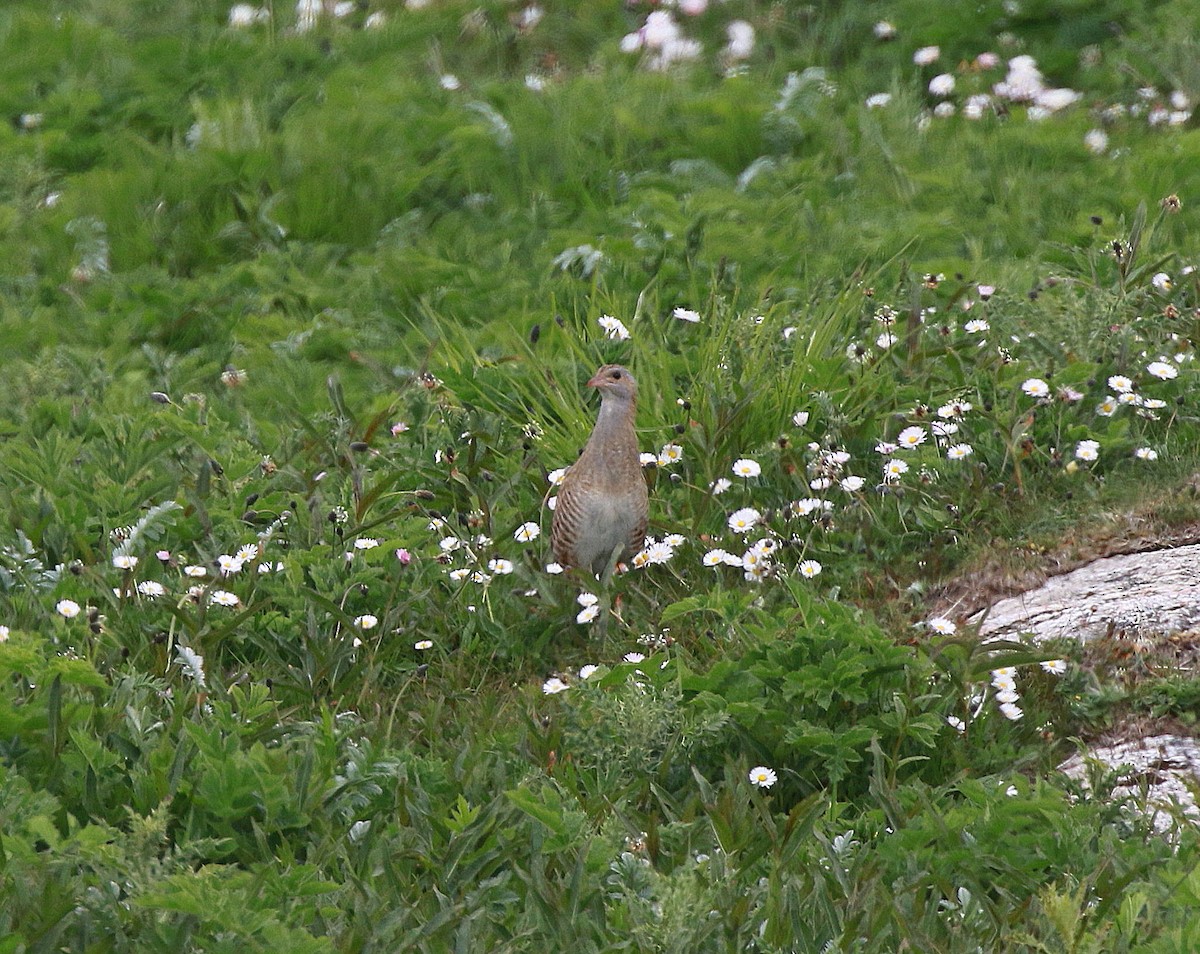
551 364 649 581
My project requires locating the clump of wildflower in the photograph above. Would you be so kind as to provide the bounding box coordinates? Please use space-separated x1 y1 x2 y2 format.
929 73 955 97
1081 127 1109 154
883 459 909 481
639 539 675 565
514 522 540 542
576 592 600 625
56 599 82 619
728 507 761 533
1074 439 1100 462
598 314 631 340
175 644 207 688
748 765 777 788
658 443 684 466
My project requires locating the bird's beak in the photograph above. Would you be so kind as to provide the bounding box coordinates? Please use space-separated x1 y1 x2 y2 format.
586 371 604 388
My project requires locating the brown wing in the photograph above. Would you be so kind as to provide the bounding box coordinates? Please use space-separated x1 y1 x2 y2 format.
549 468 582 568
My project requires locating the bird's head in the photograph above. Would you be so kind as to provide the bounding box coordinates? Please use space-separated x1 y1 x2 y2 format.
587 364 638 403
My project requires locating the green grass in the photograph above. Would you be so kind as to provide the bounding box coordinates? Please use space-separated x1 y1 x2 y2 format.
3 0 1200 950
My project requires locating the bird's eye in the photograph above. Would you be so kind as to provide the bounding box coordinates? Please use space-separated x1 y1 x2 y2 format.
611 370 622 379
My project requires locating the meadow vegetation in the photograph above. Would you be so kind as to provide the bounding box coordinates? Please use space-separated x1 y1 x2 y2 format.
4 0 1200 950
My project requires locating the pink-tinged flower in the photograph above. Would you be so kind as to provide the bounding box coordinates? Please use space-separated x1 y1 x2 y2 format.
396 548 412 564
724 19 754 59
929 73 955 97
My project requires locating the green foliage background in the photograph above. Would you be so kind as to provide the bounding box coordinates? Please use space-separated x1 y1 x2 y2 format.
3 0 1200 950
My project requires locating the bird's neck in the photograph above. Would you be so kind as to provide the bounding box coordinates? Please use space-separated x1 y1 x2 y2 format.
592 395 635 438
